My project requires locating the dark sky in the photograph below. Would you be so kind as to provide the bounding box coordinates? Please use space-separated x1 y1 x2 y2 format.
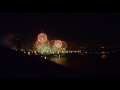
0 12 120 46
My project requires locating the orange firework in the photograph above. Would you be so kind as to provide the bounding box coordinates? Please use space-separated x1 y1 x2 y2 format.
37 33 47 44
49 40 55 48
33 32 67 54
54 40 62 48
61 41 67 48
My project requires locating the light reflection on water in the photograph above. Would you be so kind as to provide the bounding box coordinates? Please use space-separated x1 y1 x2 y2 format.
50 57 67 66
49 56 84 73
47 54 116 76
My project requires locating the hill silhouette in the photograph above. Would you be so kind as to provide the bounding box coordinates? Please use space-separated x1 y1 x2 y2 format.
0 45 82 78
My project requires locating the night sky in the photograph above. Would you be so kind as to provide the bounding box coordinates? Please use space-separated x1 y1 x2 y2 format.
0 12 120 46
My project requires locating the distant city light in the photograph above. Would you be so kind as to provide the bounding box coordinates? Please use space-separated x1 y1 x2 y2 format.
102 55 108 58
101 51 105 54
21 49 24 51
28 52 30 55
44 56 46 59
59 55 60 58
75 51 77 53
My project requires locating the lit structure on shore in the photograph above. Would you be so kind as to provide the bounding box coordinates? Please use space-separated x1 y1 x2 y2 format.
33 32 67 55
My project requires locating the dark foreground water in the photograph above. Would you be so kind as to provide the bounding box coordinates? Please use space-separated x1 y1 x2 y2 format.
47 53 120 77
49 54 98 73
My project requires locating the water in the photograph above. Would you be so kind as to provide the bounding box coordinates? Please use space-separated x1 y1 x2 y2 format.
48 54 112 74
49 55 85 73
41 53 120 77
